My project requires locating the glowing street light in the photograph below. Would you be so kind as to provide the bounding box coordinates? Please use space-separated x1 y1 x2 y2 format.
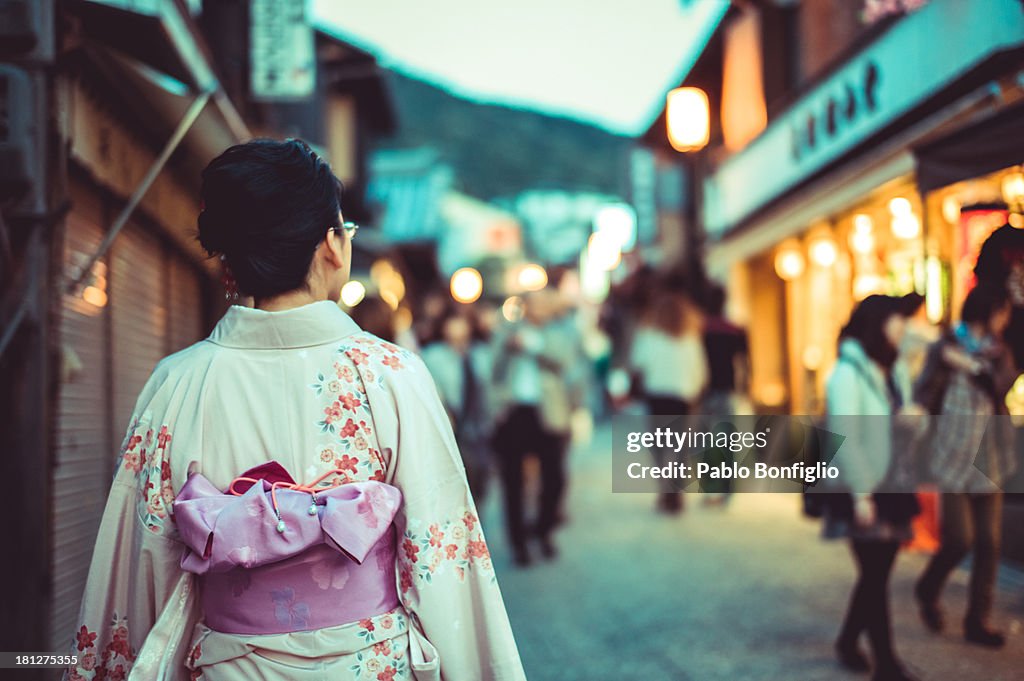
587 230 622 271
502 295 524 322
579 250 610 302
340 280 366 307
517 263 548 291
450 267 483 304
371 258 406 307
666 87 710 153
594 203 637 252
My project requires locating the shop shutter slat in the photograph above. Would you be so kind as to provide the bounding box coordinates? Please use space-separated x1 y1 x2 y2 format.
50 205 112 652
110 223 167 446
168 258 204 352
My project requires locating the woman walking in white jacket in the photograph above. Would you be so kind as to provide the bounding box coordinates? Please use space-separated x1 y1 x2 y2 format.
825 295 923 681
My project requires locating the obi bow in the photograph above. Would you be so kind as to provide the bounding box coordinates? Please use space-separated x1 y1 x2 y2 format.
173 462 402 574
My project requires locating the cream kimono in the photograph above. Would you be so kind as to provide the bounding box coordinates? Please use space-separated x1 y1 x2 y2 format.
65 301 526 681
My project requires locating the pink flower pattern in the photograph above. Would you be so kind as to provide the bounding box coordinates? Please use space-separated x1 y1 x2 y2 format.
117 419 175 537
68 613 134 680
346 608 412 678
314 334 498 597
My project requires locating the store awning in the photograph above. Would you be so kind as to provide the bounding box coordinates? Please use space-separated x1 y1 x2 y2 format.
915 100 1024 194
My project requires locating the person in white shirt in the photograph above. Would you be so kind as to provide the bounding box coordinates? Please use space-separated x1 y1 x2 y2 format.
630 290 708 513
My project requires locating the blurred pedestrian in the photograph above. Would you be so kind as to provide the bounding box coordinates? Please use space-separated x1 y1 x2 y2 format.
421 304 495 504
415 289 450 349
913 283 1019 648
348 293 396 342
541 289 588 527
66 139 525 681
630 290 708 514
825 295 922 681
973 221 1024 371
700 284 749 415
896 293 934 382
699 284 749 504
492 288 571 565
600 264 656 412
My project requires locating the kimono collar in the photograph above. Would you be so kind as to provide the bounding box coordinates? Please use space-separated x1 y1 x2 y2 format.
207 301 362 349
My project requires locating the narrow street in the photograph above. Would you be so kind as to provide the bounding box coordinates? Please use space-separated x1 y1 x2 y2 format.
483 426 1024 681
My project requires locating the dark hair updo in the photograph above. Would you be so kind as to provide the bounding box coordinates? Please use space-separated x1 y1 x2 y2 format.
198 138 343 299
839 294 910 370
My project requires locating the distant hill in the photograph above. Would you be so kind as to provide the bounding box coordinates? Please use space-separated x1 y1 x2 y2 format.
375 70 634 201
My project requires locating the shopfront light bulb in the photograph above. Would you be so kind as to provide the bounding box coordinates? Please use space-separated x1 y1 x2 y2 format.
517 263 548 291
888 197 912 216
941 195 961 225
809 239 838 267
850 230 875 254
1001 171 1024 206
891 213 921 240
774 241 805 281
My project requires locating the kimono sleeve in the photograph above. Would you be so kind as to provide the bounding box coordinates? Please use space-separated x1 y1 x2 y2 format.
365 347 526 681
65 409 188 681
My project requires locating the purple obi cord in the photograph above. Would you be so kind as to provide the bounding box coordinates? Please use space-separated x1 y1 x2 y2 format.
173 462 402 635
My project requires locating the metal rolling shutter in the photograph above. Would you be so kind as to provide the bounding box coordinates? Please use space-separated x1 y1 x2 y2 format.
168 257 204 353
50 193 113 651
110 221 168 446
51 196 208 651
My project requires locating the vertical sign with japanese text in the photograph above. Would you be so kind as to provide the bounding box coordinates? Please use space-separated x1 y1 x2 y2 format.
250 0 315 100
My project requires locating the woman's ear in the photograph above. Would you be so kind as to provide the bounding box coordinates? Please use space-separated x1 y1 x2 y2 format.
323 229 346 269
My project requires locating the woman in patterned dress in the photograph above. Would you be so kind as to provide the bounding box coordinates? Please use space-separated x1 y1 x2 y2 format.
65 139 526 681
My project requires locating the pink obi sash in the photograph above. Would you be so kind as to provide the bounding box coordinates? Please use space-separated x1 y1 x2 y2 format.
173 463 403 636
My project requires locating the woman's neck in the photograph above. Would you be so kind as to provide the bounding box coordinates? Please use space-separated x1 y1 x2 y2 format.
255 288 322 312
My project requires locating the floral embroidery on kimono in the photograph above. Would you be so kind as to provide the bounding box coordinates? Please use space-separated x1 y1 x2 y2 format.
68 613 134 681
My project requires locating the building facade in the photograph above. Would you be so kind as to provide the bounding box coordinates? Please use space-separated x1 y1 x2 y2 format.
645 0 1024 562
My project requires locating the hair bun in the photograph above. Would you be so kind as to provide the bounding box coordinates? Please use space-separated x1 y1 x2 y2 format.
197 202 235 256
196 138 342 299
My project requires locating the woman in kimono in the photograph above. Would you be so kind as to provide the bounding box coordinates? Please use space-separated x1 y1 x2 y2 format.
66 139 526 681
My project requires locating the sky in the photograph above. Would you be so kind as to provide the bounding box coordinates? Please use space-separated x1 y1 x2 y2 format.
313 0 727 136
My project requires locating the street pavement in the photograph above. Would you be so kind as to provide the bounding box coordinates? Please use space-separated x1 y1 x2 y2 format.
479 425 1024 681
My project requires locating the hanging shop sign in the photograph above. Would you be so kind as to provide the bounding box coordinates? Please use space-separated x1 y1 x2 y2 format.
250 0 315 100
